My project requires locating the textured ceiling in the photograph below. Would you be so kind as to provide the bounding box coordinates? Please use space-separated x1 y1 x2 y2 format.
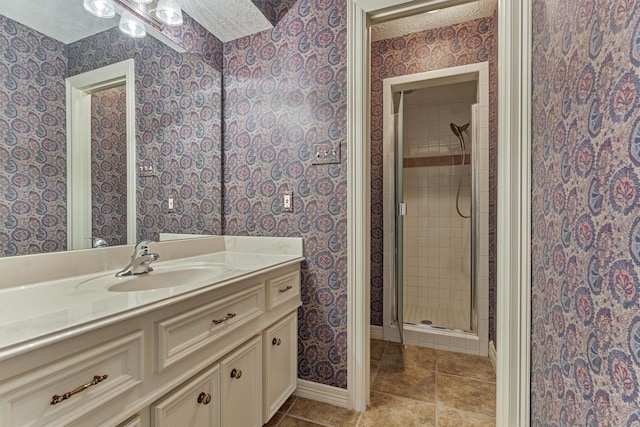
182 0 272 43
0 0 119 44
371 0 498 42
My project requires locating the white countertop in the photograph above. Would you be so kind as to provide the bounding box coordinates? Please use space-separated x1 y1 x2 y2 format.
0 236 304 361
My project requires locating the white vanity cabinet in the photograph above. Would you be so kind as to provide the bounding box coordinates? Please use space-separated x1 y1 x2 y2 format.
220 336 263 427
263 312 298 423
0 262 301 427
152 365 220 427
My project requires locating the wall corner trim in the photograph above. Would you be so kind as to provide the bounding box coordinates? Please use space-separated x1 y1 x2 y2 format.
370 326 384 340
489 340 497 370
294 380 350 409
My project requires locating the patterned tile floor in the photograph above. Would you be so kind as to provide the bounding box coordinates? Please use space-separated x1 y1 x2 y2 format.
265 340 496 426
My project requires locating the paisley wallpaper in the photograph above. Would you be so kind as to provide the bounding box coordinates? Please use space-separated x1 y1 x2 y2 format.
160 11 224 73
531 1 640 424
68 29 223 243
223 0 348 387
91 85 128 247
0 15 68 257
370 14 498 345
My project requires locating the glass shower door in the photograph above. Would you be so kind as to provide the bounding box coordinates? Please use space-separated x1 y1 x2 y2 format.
394 91 406 346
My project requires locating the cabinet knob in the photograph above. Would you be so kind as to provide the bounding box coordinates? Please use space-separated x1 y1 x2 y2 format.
272 338 282 346
197 392 212 405
230 368 242 379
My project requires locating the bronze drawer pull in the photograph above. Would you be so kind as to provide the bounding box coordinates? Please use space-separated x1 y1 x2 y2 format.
212 313 236 325
197 392 212 405
278 285 293 293
272 338 281 346
50 374 108 405
230 368 242 379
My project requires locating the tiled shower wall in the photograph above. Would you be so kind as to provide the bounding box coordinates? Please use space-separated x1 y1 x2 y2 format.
403 165 471 312
402 88 473 317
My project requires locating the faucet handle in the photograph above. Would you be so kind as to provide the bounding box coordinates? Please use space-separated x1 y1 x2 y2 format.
135 240 155 250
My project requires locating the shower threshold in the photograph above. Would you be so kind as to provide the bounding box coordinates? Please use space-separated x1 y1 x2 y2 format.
403 320 472 334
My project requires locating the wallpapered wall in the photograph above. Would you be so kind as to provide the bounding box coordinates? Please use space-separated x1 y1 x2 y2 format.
370 14 498 344
91 85 128 246
68 29 223 243
531 1 640 425
0 16 68 256
223 0 348 387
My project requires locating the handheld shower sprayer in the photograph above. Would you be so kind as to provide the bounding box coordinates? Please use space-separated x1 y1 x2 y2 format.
450 121 471 219
450 122 470 151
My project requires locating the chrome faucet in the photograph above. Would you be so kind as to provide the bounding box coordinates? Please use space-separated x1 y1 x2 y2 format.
116 240 160 277
88 237 108 248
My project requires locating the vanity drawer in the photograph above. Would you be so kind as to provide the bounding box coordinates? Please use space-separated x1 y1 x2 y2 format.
266 270 300 310
0 331 143 427
156 283 265 372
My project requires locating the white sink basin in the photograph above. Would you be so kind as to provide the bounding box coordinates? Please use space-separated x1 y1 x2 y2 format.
77 263 233 292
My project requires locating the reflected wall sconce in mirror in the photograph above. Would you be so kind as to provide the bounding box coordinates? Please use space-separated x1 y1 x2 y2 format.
156 0 183 26
83 0 184 39
119 10 147 38
83 0 117 18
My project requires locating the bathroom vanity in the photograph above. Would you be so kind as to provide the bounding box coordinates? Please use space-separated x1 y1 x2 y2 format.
0 236 303 426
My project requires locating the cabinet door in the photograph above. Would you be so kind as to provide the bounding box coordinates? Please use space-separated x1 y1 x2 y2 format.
220 336 262 427
263 312 298 423
152 365 220 427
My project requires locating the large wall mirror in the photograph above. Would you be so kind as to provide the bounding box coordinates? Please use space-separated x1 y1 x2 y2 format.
0 2 223 257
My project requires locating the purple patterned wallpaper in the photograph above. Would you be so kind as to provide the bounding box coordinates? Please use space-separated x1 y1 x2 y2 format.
67 28 223 242
370 15 498 346
160 11 224 72
91 85 128 246
531 1 640 425
0 15 68 257
223 0 348 387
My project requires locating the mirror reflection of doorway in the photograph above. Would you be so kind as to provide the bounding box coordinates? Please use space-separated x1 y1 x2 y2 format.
90 84 127 247
66 59 136 250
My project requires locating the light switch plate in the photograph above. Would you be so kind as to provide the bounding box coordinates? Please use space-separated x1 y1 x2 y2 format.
311 142 340 165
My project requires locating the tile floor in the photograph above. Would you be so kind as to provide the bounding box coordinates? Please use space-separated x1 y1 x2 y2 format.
264 340 496 426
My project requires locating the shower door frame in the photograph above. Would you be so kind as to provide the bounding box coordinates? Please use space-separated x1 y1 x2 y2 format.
381 63 490 350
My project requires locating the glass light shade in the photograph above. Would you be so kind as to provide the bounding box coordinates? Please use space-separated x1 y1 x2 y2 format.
83 0 116 18
119 11 147 38
133 0 153 3
156 0 184 26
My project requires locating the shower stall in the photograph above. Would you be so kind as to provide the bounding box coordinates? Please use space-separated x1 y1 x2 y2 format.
382 63 489 355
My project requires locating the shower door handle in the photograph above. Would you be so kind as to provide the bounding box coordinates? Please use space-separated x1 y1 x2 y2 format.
397 203 407 216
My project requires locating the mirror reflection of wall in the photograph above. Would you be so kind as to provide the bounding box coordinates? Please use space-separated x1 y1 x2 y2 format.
0 12 223 257
91 84 128 247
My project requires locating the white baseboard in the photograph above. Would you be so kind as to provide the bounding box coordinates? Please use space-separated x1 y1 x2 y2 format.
294 379 349 409
370 325 384 340
489 340 497 370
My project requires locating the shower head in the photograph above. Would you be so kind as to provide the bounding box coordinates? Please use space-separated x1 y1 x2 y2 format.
450 122 470 151
450 122 470 138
